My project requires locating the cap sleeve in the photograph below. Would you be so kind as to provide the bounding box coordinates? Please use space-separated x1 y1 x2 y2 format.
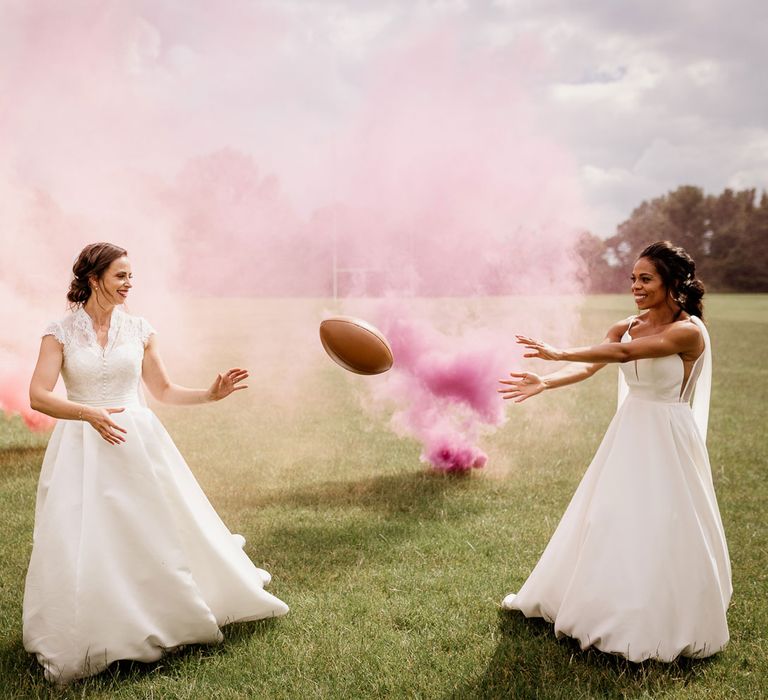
139 317 156 347
42 321 65 345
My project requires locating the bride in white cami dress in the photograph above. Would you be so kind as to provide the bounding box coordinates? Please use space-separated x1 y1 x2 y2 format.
499 244 731 663
24 247 287 684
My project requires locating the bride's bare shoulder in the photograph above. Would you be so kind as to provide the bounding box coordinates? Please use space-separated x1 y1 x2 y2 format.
669 316 703 340
606 315 639 341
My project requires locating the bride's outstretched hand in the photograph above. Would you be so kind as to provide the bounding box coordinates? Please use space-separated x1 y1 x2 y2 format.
499 372 546 403
515 335 564 361
207 368 249 401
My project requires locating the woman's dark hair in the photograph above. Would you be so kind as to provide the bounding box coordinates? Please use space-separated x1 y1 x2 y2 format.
638 241 705 319
68 242 128 306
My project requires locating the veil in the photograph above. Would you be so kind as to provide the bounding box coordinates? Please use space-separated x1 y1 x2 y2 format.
685 316 712 442
617 315 711 442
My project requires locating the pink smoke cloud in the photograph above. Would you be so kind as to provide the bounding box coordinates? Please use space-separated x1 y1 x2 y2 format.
1 4 586 471
372 312 514 472
326 33 586 470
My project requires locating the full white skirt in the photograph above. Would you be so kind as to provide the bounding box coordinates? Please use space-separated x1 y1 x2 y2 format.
505 396 731 662
23 406 288 684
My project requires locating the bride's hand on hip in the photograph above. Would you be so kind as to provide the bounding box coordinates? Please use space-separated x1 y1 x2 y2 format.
85 407 127 445
207 368 249 402
498 372 545 403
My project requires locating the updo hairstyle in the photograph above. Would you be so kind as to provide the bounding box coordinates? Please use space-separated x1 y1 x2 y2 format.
67 242 128 306
638 241 705 319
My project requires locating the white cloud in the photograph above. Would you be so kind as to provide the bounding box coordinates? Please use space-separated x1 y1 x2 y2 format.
2 0 765 237
492 0 768 234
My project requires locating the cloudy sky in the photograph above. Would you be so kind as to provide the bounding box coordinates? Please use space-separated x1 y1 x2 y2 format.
2 0 767 240
264 0 768 236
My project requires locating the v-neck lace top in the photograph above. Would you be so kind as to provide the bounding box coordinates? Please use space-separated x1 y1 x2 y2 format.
43 307 155 407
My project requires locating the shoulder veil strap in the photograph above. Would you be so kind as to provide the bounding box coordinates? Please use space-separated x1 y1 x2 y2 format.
689 316 712 442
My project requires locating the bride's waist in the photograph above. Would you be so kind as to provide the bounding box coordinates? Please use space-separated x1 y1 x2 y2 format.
68 394 143 408
625 392 689 406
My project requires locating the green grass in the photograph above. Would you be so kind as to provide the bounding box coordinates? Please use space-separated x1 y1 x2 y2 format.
0 295 766 699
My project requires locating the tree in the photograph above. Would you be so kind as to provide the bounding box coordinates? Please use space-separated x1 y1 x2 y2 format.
589 185 768 292
575 231 626 292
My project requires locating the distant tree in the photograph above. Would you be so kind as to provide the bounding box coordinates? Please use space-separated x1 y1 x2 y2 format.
704 188 768 290
575 231 626 292
588 185 768 292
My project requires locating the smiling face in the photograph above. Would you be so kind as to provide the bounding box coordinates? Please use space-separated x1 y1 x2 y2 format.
92 256 133 305
630 257 669 310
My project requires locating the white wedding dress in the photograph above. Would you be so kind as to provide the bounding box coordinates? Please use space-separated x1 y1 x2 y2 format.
502 316 731 662
23 306 288 684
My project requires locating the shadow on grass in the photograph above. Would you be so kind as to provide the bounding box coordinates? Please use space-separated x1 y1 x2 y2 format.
0 619 279 696
247 469 486 585
249 467 480 517
447 611 712 699
0 637 47 698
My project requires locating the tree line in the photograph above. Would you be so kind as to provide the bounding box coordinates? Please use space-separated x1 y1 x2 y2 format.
577 186 768 292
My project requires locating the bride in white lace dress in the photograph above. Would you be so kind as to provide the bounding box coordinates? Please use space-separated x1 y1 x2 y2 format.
25 243 288 684
498 241 731 662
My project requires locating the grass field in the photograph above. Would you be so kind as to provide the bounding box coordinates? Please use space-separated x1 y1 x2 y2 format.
0 295 766 699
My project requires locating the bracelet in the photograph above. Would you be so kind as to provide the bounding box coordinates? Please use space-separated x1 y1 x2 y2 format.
77 408 83 421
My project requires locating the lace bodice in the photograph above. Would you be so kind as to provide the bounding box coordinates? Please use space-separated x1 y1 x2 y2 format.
44 307 155 407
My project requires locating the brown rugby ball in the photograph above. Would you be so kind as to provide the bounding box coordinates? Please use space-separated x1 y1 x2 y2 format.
319 316 394 375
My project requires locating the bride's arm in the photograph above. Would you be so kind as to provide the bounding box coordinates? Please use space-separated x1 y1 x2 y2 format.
141 335 248 405
519 321 701 364
499 319 629 402
29 336 127 444
30 336 83 419
498 364 604 403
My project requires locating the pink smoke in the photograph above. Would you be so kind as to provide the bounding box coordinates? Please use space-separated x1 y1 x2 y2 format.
1 4 587 468
328 34 586 471
0 374 54 431
372 312 515 472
